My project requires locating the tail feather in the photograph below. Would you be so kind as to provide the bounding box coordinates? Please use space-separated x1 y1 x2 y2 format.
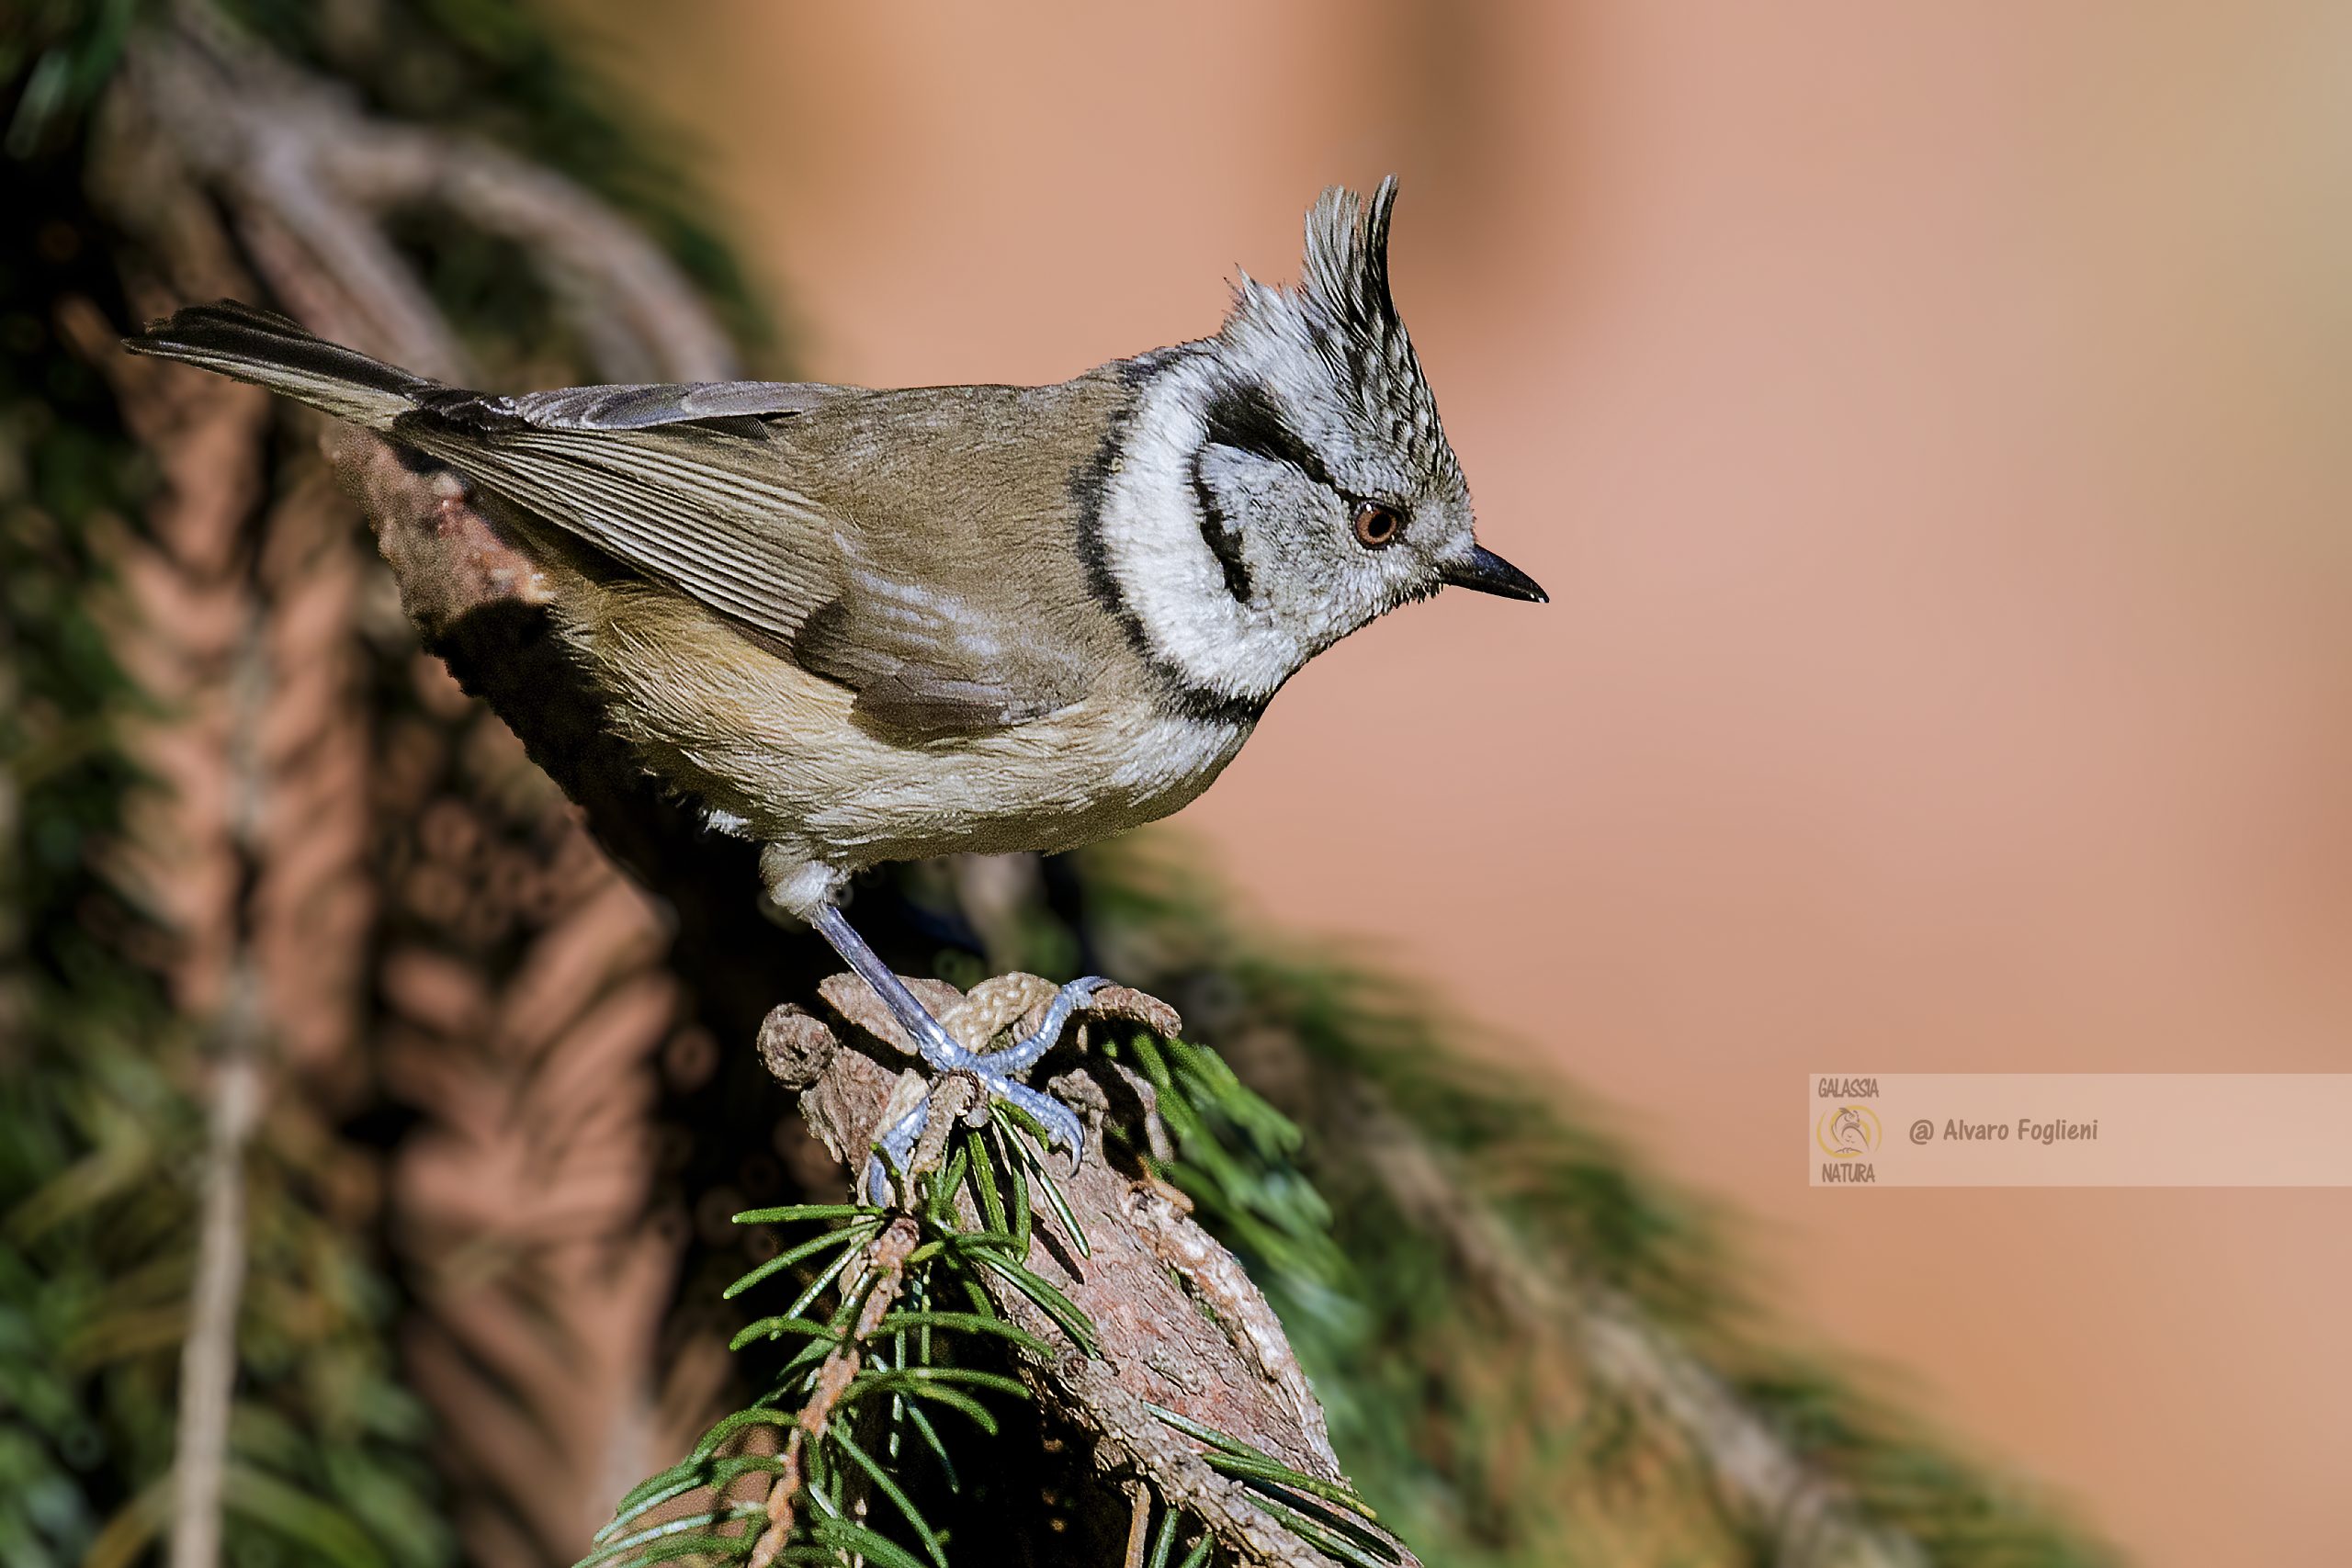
122 300 435 430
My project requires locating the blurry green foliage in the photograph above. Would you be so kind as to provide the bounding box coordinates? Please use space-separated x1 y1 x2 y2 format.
1 0 141 162
2 117 164 1567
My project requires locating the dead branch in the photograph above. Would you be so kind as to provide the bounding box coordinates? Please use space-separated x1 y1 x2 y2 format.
167 992 263 1568
122 10 466 380
129 5 735 383
775 975 1417 1568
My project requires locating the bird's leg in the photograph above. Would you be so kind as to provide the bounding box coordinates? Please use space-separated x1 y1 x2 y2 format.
807 900 984 1069
806 900 1106 1202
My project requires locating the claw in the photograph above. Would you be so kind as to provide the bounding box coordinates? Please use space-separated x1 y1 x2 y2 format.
865 1095 933 1205
998 1078 1087 1176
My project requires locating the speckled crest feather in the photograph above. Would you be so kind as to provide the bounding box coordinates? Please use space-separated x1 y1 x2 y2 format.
1224 177 1463 496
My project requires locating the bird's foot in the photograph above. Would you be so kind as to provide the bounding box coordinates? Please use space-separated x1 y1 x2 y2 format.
859 975 1110 1205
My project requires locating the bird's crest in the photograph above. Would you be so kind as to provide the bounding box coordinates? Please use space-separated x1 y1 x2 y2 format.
1222 176 1461 493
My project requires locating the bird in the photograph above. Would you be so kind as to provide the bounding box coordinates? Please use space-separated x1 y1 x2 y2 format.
124 176 1545 1200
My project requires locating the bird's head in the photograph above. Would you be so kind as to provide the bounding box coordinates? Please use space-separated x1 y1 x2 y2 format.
1094 178 1543 715
1201 178 1543 639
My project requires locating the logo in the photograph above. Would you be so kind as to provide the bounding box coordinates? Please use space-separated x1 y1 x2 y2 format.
1815 1104 1881 1158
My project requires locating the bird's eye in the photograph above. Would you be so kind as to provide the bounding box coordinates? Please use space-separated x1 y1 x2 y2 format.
1351 502 1402 549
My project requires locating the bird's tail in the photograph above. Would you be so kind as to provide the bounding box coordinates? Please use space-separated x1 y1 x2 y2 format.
122 300 435 431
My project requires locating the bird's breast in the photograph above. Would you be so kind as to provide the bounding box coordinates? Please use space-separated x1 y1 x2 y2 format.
565 581 1255 866
788 694 1256 865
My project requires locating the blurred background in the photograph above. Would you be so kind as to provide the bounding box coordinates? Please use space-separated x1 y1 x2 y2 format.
5 2 2348 1565
542 3 2352 1562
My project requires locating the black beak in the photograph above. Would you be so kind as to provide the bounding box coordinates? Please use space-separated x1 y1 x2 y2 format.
1441 545 1547 604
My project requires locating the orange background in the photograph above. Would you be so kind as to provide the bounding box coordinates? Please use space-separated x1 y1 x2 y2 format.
549 5 2352 1562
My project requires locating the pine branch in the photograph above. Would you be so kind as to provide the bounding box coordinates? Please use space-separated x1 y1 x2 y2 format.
247 458 376 1091
744 973 1416 1568
741 1214 922 1568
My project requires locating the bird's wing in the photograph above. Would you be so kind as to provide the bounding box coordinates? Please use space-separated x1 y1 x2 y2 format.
389 379 1107 739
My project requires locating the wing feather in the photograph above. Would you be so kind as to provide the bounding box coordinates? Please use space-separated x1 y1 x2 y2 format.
390 378 1108 739
507 379 859 430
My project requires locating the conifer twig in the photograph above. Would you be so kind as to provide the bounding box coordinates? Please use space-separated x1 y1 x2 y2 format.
746 1214 924 1568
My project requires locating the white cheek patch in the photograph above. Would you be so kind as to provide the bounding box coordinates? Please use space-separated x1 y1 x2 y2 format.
1098 365 1302 702
1195 444 1317 559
